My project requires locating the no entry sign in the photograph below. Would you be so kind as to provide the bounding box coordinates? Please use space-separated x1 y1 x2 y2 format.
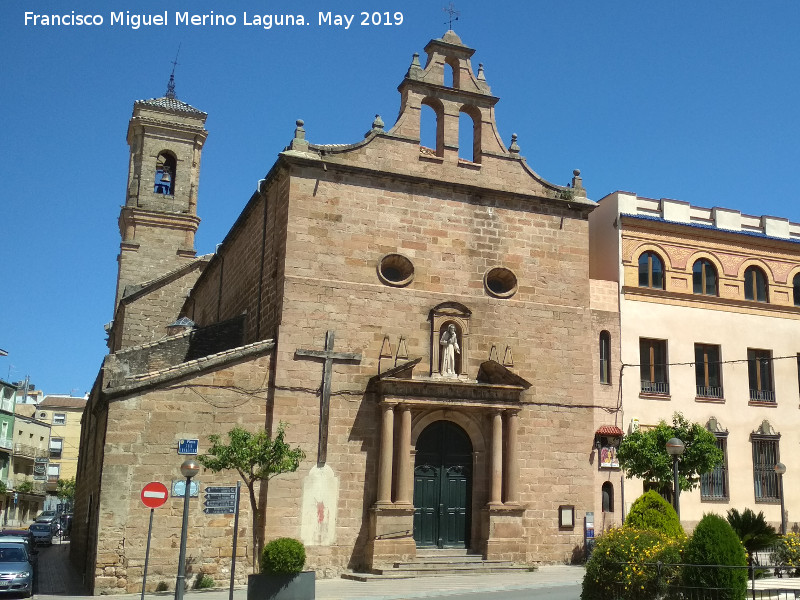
140 482 169 509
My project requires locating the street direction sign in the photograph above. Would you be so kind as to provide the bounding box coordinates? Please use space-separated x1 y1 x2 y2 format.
204 498 236 508
141 482 169 509
203 506 234 515
204 486 237 494
204 492 236 500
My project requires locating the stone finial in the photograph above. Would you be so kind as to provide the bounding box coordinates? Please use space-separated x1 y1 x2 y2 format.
571 169 583 190
477 63 486 81
509 133 520 154
289 119 309 151
406 53 423 80
366 114 385 138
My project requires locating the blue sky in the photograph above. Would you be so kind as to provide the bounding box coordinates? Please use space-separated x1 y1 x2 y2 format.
2 1 799 395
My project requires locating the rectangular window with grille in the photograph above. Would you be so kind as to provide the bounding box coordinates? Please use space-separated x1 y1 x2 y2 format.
752 437 780 501
701 436 728 500
640 338 669 395
695 344 723 399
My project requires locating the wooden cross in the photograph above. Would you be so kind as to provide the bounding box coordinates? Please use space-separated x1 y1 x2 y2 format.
295 331 362 467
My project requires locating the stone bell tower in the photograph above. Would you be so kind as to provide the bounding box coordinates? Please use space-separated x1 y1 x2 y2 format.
114 74 208 309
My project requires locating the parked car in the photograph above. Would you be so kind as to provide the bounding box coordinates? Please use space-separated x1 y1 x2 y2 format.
28 522 54 546
0 531 33 553
0 537 35 571
34 510 58 524
0 542 33 597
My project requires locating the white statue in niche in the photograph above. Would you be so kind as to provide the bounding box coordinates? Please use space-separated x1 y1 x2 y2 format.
440 323 461 376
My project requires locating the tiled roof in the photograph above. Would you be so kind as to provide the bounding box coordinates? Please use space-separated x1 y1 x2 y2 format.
596 425 624 437
622 213 800 245
136 96 206 116
39 395 87 409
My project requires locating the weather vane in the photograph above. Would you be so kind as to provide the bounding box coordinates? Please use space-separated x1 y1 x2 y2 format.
165 43 181 99
443 3 459 29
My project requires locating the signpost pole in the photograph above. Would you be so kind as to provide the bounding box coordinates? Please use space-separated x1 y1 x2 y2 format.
228 482 241 600
141 508 155 600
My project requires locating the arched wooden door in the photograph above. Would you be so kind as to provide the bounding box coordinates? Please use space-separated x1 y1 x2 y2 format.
413 420 472 548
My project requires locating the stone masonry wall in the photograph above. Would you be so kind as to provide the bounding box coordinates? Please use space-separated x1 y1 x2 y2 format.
116 267 205 351
91 353 273 594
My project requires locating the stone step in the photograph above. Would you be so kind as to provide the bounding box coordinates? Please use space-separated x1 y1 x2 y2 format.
416 548 472 558
393 559 514 568
395 555 487 565
371 564 530 577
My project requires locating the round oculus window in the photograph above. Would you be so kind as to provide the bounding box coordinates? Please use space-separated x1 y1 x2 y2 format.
484 267 518 298
378 254 414 287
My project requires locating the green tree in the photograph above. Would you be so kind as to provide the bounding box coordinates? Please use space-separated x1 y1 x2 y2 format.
726 508 779 566
56 477 76 505
617 412 723 496
197 423 305 571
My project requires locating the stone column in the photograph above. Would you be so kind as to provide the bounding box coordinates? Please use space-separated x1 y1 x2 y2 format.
377 403 395 505
490 411 503 505
396 406 413 505
504 411 520 505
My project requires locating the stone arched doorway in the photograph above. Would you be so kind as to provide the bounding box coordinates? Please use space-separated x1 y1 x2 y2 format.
413 420 472 548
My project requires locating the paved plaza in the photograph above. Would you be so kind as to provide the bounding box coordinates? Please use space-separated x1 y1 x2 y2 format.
34 538 800 600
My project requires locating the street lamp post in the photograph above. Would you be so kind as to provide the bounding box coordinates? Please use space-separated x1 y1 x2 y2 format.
775 462 787 535
666 437 685 521
175 458 200 600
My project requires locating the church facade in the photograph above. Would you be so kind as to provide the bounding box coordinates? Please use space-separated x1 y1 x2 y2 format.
72 31 620 594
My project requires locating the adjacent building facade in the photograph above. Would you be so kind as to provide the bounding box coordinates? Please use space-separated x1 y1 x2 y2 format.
38 395 87 502
590 192 800 530
72 31 619 594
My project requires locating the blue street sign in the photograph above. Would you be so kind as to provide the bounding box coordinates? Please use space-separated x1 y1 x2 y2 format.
178 439 199 455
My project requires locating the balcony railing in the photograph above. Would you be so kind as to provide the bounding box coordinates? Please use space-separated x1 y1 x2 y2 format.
0 437 12 451
7 477 46 495
641 380 670 395
750 389 776 402
12 444 47 459
697 385 724 399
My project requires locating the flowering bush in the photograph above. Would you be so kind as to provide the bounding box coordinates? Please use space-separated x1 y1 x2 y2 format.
772 533 800 576
581 527 685 600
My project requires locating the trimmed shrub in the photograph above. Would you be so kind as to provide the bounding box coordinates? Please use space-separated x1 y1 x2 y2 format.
193 575 214 589
581 527 684 600
624 490 684 538
683 514 747 600
260 537 306 575
772 533 800 576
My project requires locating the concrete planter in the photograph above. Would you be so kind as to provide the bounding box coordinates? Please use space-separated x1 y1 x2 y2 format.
246 572 315 600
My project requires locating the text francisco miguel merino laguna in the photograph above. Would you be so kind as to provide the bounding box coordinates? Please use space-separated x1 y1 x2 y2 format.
24 10 406 29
